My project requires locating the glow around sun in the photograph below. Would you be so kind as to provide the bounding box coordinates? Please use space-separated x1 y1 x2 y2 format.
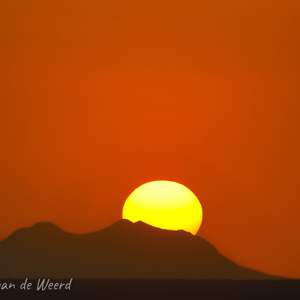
122 180 203 235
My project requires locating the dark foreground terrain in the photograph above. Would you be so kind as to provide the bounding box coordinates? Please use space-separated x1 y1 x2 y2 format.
0 279 299 300
0 221 282 280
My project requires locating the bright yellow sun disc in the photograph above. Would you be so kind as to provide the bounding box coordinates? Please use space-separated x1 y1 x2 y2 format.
122 180 203 235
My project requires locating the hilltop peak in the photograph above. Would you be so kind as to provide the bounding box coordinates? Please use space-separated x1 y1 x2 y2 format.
112 219 193 234
25 222 64 235
31 222 62 230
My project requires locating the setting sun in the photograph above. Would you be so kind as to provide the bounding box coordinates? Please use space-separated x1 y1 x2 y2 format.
122 181 203 235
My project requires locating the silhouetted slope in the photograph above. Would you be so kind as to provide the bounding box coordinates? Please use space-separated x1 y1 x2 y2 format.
0 220 281 279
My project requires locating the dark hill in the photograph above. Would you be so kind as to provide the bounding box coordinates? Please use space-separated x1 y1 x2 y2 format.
0 220 281 279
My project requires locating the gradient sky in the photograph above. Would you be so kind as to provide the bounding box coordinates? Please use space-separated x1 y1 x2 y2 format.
0 0 300 278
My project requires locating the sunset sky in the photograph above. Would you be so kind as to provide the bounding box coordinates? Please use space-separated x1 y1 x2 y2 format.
0 0 300 278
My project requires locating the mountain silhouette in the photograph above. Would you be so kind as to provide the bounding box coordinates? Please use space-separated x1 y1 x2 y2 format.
0 220 281 279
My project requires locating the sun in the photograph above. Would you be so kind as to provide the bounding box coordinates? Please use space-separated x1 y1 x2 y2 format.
122 180 203 235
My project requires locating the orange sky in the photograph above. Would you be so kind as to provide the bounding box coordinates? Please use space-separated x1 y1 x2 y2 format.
0 0 300 278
